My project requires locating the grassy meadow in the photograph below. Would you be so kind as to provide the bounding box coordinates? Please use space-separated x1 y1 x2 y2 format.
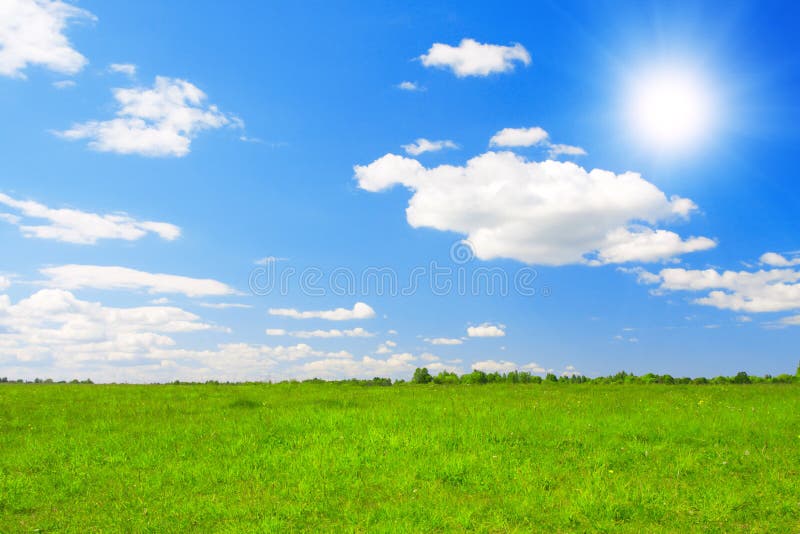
1 382 798 532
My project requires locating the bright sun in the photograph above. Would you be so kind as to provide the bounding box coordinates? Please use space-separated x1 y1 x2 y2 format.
627 66 716 153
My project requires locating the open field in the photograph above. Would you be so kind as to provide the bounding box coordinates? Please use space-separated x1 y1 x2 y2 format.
1 383 799 532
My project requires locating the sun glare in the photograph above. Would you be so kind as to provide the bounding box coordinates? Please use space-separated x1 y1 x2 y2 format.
627 65 716 154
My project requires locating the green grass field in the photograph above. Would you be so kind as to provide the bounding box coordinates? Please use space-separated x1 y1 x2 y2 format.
1 383 798 532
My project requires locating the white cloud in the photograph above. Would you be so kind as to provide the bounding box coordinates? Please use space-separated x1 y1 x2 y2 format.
467 323 506 337
402 138 458 156
0 0 95 78
198 302 252 309
52 79 75 89
397 81 423 92
0 289 419 382
636 262 800 313
253 256 286 265
109 62 136 76
780 315 800 326
489 127 548 147
489 126 586 160
375 340 397 354
592 227 715 265
354 150 714 265
760 252 800 267
427 337 463 345
0 276 10 291
40 265 237 297
265 328 286 336
548 143 587 158
0 192 180 244
522 362 546 373
294 353 417 380
420 38 531 77
268 302 375 321
0 289 211 364
57 76 238 157
472 360 518 373
284 327 374 339
618 266 663 285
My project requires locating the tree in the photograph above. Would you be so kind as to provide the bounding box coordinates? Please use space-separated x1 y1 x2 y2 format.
412 367 433 384
733 371 751 384
796 361 800 378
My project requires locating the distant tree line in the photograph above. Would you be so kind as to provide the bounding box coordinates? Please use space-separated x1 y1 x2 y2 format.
407 366 800 385
3 363 799 386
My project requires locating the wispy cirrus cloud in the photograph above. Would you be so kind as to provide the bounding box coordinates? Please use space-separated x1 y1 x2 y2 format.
402 138 458 156
109 62 136 77
268 302 376 321
40 265 237 297
266 327 374 339
0 193 180 244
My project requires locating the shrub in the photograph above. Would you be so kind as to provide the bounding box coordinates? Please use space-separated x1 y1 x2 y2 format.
433 371 460 385
461 370 489 385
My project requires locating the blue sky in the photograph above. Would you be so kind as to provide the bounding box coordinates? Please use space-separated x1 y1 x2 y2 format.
1 0 799 382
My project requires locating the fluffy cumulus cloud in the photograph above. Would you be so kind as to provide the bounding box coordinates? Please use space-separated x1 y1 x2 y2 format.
354 150 714 265
402 138 458 156
0 192 180 244
0 287 409 382
420 38 531 77
397 81 423 92
57 76 238 157
548 144 587 158
637 263 800 314
489 126 587 159
266 327 374 339
268 302 375 321
0 276 11 291
760 252 800 267
375 340 397 354
489 127 549 147
467 323 506 337
40 265 237 297
0 289 211 364
0 0 95 78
